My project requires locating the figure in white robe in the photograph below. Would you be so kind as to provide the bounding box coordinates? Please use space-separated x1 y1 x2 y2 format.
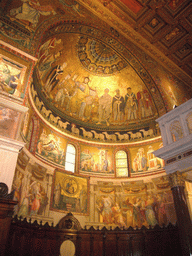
10 0 56 28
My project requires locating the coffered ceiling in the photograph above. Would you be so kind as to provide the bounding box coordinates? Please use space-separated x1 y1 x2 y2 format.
80 0 192 77
1 0 191 78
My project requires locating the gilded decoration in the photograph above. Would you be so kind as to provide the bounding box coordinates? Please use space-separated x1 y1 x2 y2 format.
2 0 190 142
129 141 164 176
1 0 192 233
79 0 192 86
30 22 168 141
0 0 87 51
51 170 89 215
77 36 127 75
80 144 114 176
169 171 185 188
1 0 191 88
23 109 164 178
57 212 82 231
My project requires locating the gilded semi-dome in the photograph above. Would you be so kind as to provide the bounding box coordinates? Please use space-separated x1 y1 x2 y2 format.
30 20 191 143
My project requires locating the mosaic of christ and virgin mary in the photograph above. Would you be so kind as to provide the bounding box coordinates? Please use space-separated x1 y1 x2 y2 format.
35 34 157 128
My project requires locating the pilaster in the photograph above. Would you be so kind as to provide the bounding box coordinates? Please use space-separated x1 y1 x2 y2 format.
154 99 192 256
0 136 25 192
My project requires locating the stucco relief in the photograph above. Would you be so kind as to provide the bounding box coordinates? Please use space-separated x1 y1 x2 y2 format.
170 120 183 142
186 112 192 134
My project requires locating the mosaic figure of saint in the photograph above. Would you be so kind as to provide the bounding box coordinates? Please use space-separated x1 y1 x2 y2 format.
97 88 112 126
124 87 138 121
137 90 153 118
112 89 124 121
10 0 56 28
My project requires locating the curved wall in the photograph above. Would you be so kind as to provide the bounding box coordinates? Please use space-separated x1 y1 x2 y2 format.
11 98 177 229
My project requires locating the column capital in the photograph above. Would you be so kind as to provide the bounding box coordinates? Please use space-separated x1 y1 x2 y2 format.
169 171 185 188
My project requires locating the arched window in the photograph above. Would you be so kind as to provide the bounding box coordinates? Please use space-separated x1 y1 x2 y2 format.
115 150 128 177
65 144 76 173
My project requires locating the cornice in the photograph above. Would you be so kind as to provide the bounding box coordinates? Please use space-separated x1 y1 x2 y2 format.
0 135 25 153
0 40 37 62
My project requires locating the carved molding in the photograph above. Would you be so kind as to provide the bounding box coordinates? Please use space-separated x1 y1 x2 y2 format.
56 212 82 231
0 182 15 200
0 135 25 153
169 171 185 188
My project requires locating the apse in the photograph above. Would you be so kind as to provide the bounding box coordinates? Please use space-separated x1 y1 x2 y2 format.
0 1 192 255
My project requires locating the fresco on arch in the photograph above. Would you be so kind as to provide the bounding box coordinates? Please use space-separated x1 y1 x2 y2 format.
36 124 67 167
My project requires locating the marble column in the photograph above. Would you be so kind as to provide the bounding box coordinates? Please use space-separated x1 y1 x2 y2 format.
169 171 192 256
185 181 192 219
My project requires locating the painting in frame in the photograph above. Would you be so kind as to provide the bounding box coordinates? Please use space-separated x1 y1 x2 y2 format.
51 170 89 215
0 53 27 99
0 40 37 101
